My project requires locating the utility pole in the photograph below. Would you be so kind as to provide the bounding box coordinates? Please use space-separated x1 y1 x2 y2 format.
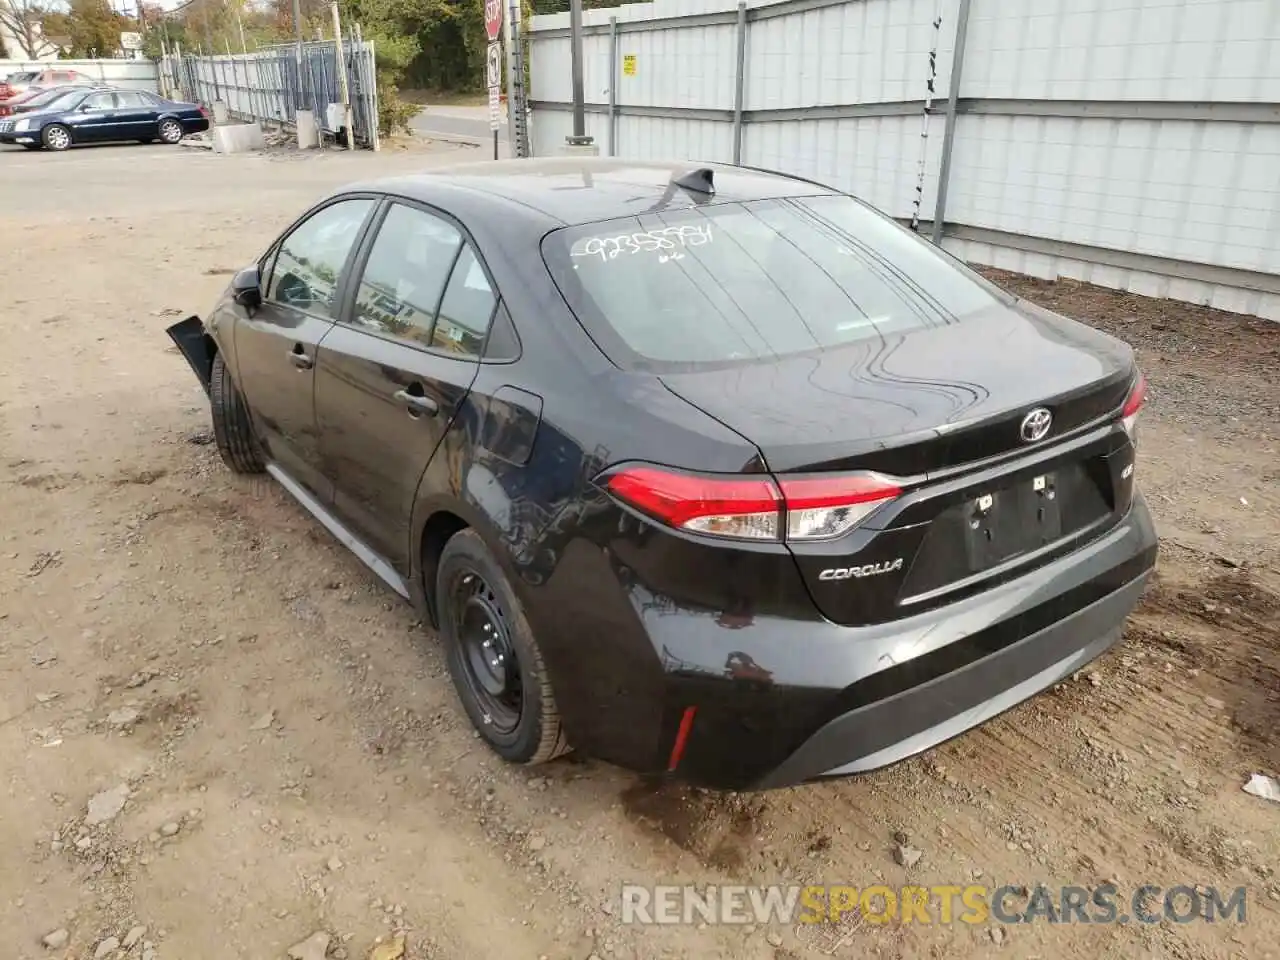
566 0 593 149
292 0 307 111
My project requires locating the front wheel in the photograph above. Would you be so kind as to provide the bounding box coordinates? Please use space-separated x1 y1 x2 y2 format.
437 530 570 765
209 353 265 474
158 119 184 144
42 124 71 151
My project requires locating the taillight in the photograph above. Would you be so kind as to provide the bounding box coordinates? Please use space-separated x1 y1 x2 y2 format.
602 465 901 542
198 105 210 118
1120 371 1146 437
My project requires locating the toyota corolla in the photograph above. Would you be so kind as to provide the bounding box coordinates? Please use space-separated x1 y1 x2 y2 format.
167 158 1157 790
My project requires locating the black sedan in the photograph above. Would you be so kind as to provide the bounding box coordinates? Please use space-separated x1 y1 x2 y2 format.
0 88 208 150
167 158 1157 790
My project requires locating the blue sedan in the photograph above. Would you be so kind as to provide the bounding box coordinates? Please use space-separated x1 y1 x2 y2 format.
0 87 209 151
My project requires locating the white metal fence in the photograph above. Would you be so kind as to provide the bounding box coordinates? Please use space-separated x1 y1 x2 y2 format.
0 58 159 92
527 0 1280 321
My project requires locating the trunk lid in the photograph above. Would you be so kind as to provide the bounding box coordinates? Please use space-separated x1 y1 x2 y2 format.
661 299 1139 627
658 298 1133 477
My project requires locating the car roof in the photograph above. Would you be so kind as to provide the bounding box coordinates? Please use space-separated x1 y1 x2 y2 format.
346 158 835 228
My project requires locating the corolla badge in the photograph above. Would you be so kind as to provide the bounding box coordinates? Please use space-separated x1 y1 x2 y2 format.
1020 407 1053 443
818 558 904 581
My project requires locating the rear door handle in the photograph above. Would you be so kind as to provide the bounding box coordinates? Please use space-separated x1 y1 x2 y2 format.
394 388 439 417
289 348 313 370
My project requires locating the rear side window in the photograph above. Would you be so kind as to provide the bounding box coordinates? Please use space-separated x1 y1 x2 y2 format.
432 246 496 356
542 195 1009 371
114 92 148 107
265 198 374 317
349 202 462 346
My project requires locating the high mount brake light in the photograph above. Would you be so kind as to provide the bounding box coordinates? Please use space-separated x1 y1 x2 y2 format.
1121 371 1147 437
603 466 902 542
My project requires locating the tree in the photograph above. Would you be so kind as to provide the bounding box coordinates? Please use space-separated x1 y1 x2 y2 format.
0 0 59 58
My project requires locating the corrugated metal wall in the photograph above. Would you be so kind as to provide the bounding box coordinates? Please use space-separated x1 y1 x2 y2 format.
527 0 1280 320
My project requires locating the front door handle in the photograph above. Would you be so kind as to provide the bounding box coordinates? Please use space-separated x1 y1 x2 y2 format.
393 388 439 417
289 348 313 370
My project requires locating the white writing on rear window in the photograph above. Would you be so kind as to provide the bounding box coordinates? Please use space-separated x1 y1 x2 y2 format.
572 224 714 264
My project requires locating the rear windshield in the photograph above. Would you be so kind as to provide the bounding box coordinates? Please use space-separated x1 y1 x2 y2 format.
541 195 1011 371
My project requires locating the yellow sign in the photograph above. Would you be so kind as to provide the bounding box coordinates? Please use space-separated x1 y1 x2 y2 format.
622 54 637 77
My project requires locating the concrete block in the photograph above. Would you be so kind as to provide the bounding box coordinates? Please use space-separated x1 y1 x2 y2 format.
211 100 230 124
212 122 267 154
559 141 600 157
296 109 320 149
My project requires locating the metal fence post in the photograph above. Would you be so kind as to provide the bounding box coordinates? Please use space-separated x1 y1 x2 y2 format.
932 0 973 245
608 16 618 156
732 1 747 164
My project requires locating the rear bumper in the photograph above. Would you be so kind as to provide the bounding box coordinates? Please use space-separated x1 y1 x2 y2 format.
631 494 1158 790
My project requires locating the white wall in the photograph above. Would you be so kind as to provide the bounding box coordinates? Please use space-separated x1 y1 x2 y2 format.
528 0 1280 321
0 59 160 92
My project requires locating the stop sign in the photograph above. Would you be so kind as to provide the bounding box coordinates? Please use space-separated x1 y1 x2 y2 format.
484 0 502 41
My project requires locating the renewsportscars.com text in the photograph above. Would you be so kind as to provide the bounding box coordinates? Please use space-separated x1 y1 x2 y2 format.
620 883 1249 926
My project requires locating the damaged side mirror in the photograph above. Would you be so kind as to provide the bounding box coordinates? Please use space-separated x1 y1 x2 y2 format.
232 265 262 310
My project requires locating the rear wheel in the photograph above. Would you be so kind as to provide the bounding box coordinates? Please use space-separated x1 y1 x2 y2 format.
42 124 71 151
158 119 184 144
436 530 569 765
209 353 265 474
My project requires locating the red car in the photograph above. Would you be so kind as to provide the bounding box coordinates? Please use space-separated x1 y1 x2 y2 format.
0 68 94 103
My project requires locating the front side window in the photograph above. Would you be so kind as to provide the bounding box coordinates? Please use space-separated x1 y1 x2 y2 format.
542 195 1010 371
349 203 462 346
81 92 116 111
265 198 374 317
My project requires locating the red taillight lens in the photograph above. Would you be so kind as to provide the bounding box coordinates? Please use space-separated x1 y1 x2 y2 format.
199 105 210 118
1120 371 1146 436
603 466 901 542
604 466 781 540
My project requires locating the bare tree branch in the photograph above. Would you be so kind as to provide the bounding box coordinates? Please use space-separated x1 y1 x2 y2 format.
0 0 59 59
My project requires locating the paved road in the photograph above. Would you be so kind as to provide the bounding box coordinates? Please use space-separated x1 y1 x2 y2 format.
411 104 512 158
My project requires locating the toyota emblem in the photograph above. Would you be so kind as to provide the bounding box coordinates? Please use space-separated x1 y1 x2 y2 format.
1020 407 1053 443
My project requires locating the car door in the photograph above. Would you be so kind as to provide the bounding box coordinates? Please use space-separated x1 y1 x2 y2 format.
234 196 377 501
314 199 497 572
110 91 156 140
65 91 119 142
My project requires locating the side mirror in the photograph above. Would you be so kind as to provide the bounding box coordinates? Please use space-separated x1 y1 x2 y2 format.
232 265 262 309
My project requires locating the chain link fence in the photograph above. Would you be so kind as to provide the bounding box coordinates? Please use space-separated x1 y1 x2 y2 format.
161 38 379 149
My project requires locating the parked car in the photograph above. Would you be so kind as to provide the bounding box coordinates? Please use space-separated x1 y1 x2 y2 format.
0 82 111 117
166 158 1158 790
0 89 209 150
0 68 94 101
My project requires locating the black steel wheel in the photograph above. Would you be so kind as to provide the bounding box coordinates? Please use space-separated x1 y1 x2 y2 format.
436 529 569 764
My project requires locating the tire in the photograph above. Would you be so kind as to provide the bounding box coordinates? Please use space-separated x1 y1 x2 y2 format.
436 529 569 765
42 124 71 151
158 119 184 144
209 353 265 474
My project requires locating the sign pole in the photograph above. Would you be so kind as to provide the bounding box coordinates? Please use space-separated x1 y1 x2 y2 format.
484 0 503 158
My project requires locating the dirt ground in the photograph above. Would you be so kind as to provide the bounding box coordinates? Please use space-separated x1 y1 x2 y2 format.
0 142 1277 960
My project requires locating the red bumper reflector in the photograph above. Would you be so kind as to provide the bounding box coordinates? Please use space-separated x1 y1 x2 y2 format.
667 706 697 772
